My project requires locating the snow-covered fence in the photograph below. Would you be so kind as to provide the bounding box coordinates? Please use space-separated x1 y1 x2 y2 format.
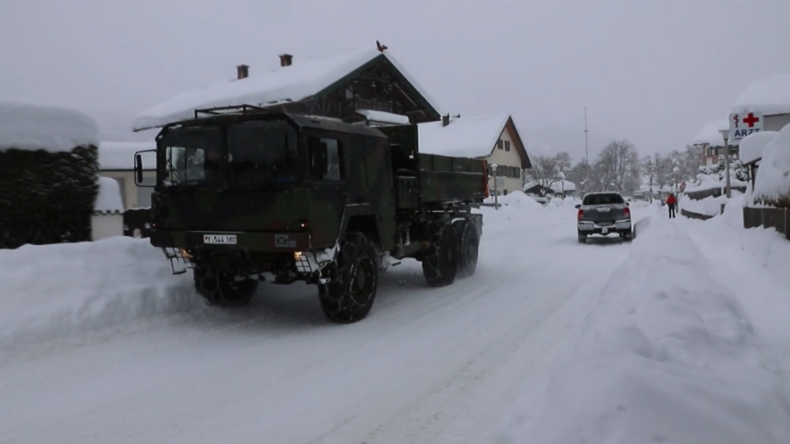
743 207 790 240
123 208 152 238
685 186 747 201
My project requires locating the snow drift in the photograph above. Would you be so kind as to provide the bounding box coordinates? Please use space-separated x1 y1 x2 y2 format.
0 237 195 353
753 123 790 206
502 215 790 444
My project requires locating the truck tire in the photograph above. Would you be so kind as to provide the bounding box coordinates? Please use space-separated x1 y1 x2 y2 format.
453 220 479 278
319 232 378 324
193 267 259 307
422 221 460 287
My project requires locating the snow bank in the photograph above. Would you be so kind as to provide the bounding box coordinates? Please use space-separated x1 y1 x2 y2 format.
0 237 195 352
492 191 544 211
740 130 778 164
95 177 124 213
679 193 734 217
731 72 790 116
0 102 99 152
753 123 790 204
503 216 790 444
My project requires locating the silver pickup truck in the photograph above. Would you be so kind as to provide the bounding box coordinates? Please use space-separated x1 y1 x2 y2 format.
575 192 633 243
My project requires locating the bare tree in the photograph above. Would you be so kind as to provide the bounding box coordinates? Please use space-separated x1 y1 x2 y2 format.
526 154 566 188
567 158 593 193
653 153 673 190
593 140 641 193
641 156 656 188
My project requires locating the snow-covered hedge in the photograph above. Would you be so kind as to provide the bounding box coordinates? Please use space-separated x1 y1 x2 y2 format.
753 123 790 209
0 102 100 249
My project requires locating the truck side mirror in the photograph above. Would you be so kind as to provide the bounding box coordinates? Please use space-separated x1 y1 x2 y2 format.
574 204 581 209
135 154 144 185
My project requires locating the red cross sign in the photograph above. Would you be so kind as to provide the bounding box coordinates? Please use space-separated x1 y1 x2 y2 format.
743 112 760 128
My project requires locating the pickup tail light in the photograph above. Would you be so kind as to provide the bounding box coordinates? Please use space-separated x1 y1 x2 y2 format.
577 209 584 220
624 206 631 217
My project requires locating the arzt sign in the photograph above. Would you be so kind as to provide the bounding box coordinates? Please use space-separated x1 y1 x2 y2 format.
728 111 763 145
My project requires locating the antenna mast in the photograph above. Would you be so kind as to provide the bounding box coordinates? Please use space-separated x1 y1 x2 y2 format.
584 106 589 165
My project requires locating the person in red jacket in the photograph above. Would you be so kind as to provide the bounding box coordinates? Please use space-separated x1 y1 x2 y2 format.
666 193 677 218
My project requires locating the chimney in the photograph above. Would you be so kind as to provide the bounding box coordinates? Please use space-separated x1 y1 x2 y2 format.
279 53 293 67
442 113 450 127
236 64 249 80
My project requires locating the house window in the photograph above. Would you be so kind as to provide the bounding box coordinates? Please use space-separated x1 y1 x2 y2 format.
309 137 343 181
504 141 511 152
497 165 507 176
496 140 504 150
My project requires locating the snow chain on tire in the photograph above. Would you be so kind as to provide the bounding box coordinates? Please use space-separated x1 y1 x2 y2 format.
319 232 379 324
422 221 460 287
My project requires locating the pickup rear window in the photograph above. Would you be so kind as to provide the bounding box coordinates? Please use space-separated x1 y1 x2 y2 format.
583 193 624 205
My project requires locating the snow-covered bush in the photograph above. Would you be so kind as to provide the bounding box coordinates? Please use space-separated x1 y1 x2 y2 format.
0 102 99 249
753 123 790 209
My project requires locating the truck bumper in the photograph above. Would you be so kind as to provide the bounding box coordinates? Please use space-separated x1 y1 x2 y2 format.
578 219 631 236
149 230 312 252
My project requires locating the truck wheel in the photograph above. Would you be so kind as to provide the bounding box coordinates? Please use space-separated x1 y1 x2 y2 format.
319 232 378 324
422 222 460 287
453 220 479 278
577 231 587 244
193 267 258 307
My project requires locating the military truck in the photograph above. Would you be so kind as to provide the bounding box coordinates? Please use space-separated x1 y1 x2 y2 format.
134 107 489 323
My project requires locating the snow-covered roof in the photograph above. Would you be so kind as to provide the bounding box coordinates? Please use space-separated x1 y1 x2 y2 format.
95 177 125 214
132 45 441 131
739 131 777 165
418 114 510 158
0 102 98 153
356 109 410 125
692 119 729 146
99 141 156 170
550 180 576 192
731 73 790 115
753 123 790 201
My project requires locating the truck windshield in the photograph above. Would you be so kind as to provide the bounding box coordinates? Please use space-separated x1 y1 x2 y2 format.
583 193 624 205
227 120 299 186
161 126 223 187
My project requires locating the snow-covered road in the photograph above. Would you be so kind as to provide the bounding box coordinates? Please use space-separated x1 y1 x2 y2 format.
0 198 647 444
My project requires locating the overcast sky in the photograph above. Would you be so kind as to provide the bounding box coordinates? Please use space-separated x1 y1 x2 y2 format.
1 0 788 160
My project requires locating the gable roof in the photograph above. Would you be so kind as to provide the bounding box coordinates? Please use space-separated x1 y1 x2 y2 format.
132 45 441 131
417 114 531 168
692 119 729 147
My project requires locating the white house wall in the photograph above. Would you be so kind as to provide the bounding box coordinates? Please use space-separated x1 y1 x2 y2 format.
484 127 523 195
100 170 156 209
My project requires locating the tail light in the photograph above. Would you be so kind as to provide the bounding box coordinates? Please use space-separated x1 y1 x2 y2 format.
481 160 490 198
624 207 631 217
577 209 584 220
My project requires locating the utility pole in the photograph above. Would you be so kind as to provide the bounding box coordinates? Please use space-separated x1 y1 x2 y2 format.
584 107 589 165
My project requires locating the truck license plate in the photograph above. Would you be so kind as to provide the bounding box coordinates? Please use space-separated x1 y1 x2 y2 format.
203 234 237 245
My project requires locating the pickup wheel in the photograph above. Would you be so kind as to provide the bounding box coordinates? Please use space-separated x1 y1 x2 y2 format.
453 220 479 278
193 266 258 307
577 231 587 244
319 232 378 324
423 221 460 287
